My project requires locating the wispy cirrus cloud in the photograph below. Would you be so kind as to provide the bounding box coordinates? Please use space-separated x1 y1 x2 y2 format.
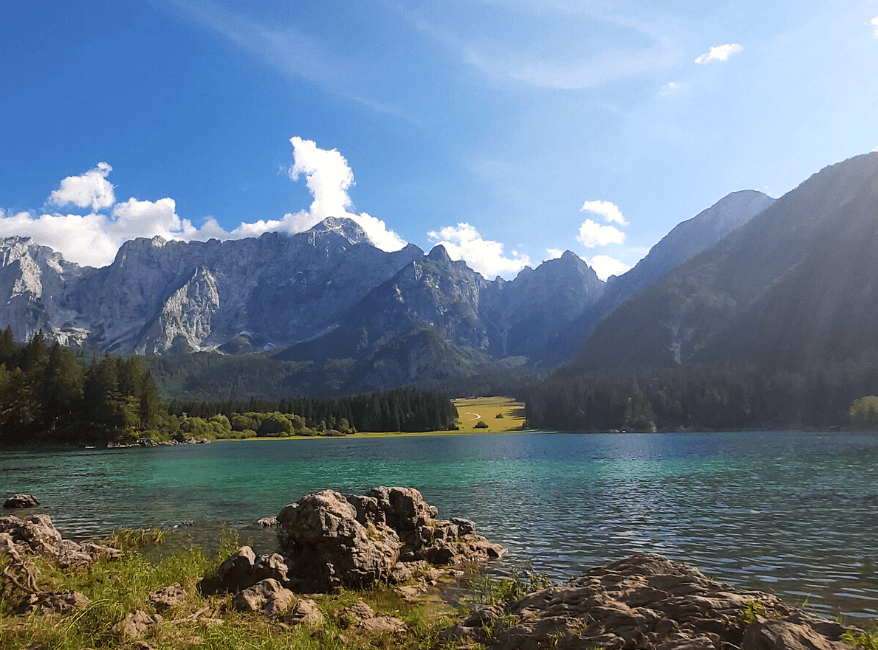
695 43 743 64
160 0 411 120
401 2 682 90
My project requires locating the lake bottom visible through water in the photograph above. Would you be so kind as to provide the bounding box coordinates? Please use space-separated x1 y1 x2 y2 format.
2 430 877 620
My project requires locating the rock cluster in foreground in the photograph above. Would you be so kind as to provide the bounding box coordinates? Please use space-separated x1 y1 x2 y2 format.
439 554 861 650
205 486 505 602
0 513 123 568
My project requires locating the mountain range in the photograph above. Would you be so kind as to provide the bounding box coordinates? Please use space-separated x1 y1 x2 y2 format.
571 152 878 373
3 153 875 399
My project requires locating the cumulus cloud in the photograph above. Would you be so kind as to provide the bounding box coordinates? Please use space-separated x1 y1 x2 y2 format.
48 162 115 212
695 43 743 64
576 200 627 248
577 219 625 248
587 255 630 281
545 248 564 259
427 223 530 279
581 199 627 226
873 17 878 37
284 136 406 251
0 137 408 267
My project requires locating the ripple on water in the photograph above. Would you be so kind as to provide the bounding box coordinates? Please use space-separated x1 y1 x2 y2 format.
2 431 878 618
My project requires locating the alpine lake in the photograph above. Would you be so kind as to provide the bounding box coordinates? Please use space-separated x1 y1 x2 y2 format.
2 430 877 621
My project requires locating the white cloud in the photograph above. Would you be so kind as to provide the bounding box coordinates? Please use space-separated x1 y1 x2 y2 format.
588 255 630 281
285 136 406 251
545 248 564 259
427 222 530 279
48 162 115 212
872 17 878 37
695 43 743 64
0 137 407 267
577 219 625 248
581 199 627 225
0 197 211 268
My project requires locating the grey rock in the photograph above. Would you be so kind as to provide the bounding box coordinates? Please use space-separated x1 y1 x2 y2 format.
256 516 278 528
340 600 375 624
148 583 186 612
210 546 288 594
439 554 861 650
0 513 117 567
283 598 324 626
232 578 295 617
274 486 504 593
0 218 422 355
277 489 400 592
356 615 409 635
3 494 40 509
114 610 163 639
15 590 90 616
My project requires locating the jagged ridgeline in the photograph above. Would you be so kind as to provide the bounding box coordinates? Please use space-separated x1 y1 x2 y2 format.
0 330 458 446
526 152 878 432
0 190 780 398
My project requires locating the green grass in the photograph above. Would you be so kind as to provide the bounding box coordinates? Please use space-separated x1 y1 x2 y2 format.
467 563 554 614
452 397 527 433
0 529 460 650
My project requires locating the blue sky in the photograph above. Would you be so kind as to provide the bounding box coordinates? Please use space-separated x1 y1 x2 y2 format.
2 0 877 279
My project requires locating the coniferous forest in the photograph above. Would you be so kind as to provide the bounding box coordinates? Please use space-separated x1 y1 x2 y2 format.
0 330 458 447
525 357 878 432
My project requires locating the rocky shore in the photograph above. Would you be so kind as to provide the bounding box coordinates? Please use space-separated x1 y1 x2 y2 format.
1 488 872 650
439 554 866 650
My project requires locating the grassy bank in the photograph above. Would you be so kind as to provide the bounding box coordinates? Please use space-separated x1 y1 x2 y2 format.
452 397 527 433
227 397 529 441
0 529 463 650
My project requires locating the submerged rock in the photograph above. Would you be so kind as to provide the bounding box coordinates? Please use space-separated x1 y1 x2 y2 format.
439 554 860 650
3 494 40 509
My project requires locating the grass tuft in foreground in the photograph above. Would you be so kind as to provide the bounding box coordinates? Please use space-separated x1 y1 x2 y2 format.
0 528 460 650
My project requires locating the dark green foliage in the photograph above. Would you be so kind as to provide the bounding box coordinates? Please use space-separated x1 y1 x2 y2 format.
0 333 161 445
167 388 459 433
526 359 878 432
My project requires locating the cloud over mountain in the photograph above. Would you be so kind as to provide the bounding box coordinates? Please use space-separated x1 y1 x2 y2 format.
0 137 406 267
427 222 530 278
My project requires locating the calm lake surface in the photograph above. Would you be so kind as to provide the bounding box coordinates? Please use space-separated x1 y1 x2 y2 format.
2 431 877 619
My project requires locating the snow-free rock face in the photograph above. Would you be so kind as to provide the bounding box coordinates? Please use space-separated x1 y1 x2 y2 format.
137 266 221 354
0 237 85 345
0 219 424 354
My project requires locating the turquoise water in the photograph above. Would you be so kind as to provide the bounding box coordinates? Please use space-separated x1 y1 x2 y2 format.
2 431 878 619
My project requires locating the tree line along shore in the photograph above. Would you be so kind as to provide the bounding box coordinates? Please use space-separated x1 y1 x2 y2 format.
0 330 458 448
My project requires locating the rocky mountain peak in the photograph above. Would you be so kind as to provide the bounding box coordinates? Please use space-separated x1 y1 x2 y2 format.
426 244 451 262
305 216 370 248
